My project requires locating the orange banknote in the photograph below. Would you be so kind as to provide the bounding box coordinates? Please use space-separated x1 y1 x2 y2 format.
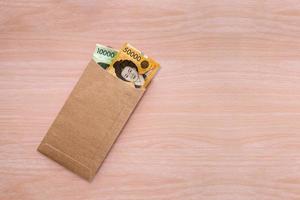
107 43 160 88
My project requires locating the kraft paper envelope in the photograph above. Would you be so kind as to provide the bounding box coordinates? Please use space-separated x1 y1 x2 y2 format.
38 59 145 181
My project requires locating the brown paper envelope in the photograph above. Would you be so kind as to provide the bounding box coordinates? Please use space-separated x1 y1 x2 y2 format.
38 59 145 181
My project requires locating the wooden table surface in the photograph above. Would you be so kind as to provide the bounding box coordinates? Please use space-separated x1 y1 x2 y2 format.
2 0 300 199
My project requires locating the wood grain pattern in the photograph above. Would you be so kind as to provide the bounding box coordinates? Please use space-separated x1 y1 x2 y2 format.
1 0 300 199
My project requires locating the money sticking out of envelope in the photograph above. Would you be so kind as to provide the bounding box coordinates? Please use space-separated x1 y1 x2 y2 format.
92 43 160 89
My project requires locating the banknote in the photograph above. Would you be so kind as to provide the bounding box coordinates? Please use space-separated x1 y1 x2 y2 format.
93 44 118 69
107 43 160 88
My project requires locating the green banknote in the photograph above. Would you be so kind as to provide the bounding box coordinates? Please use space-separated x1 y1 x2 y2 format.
92 44 118 69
